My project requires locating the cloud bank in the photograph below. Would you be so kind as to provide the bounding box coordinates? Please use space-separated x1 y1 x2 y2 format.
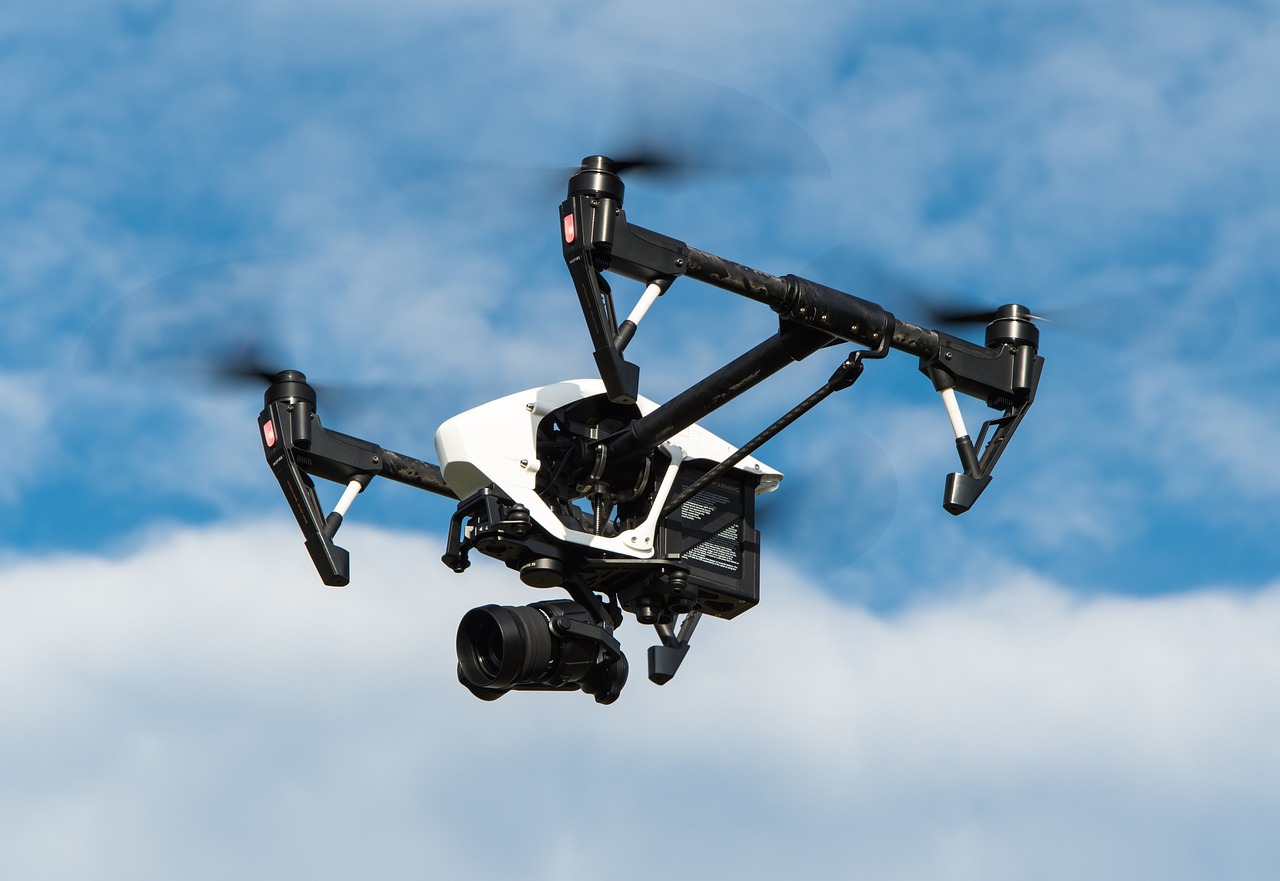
2 522 1278 880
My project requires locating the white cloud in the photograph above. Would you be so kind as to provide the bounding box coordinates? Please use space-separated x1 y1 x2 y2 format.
2 521 1279 880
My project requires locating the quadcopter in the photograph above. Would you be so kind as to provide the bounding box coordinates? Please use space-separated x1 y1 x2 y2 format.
257 156 1044 704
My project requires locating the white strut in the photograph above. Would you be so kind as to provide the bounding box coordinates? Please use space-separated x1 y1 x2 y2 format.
624 280 671 328
939 387 969 441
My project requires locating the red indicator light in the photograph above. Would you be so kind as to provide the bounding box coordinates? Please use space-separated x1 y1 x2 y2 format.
563 212 576 244
263 419 278 448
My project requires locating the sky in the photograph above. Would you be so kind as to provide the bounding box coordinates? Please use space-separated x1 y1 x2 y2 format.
3 1 1280 878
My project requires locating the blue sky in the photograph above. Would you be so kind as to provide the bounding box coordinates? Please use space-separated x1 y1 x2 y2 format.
4 1 1280 878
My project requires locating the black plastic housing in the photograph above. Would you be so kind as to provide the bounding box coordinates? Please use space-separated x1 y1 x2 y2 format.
658 460 762 619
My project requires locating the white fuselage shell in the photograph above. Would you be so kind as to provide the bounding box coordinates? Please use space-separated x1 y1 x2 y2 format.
434 379 781 560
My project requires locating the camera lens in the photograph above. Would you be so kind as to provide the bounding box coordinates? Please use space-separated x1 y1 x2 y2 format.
456 604 554 690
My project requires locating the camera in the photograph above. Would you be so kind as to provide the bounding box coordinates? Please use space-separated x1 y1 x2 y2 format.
456 600 629 704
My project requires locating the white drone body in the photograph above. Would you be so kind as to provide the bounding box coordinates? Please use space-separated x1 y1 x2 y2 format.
433 379 782 561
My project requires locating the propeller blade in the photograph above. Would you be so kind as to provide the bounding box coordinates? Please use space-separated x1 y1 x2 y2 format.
75 257 460 429
206 339 288 387
800 245 1240 354
376 66 828 236
609 149 687 179
920 304 1003 326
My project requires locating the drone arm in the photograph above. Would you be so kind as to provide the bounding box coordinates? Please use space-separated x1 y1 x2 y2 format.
562 155 1031 376
562 156 938 402
259 371 457 586
561 157 1043 513
607 219 944 361
681 246 944 357
919 320 1044 513
653 241 1047 515
561 160 690 405
378 448 455 497
617 236 1045 513
259 399 367 586
561 237 642 404
604 320 834 464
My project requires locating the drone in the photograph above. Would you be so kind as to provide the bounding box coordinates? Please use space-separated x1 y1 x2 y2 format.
257 156 1044 704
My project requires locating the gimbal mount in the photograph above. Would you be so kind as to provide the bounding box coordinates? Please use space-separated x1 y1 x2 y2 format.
259 155 1044 703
